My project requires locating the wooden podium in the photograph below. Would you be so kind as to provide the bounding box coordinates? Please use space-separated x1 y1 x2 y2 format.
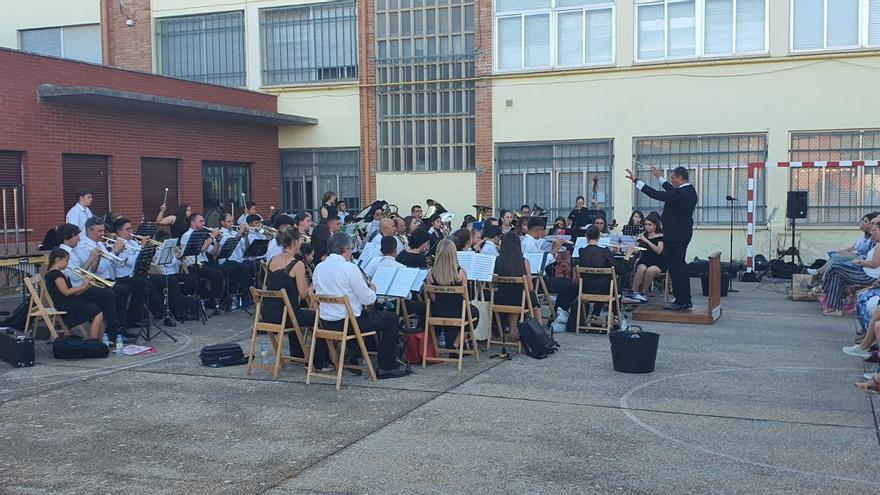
632 252 723 325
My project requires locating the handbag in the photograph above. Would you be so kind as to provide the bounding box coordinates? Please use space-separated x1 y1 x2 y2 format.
472 299 490 341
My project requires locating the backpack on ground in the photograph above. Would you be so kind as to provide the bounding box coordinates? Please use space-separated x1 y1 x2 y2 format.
517 318 558 359
0 297 30 331
52 335 109 360
199 343 247 367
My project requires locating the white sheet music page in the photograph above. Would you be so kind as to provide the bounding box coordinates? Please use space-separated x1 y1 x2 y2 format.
358 242 380 267
524 252 546 275
457 251 475 277
371 265 397 295
388 267 420 298
410 269 429 291
471 253 496 282
573 237 588 253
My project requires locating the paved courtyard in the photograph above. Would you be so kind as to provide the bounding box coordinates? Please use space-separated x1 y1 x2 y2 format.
1 278 877 494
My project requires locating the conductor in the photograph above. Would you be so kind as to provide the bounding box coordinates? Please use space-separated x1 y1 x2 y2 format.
626 166 698 311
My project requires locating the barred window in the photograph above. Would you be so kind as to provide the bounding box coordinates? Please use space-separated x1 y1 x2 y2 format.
376 0 476 172
497 140 614 221
281 149 361 216
156 11 246 87
203 161 251 209
790 130 880 224
260 2 358 85
633 134 767 224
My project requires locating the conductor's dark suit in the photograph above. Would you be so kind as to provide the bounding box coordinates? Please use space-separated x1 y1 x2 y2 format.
638 179 698 305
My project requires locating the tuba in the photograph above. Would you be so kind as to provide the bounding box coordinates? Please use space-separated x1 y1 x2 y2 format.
72 267 115 288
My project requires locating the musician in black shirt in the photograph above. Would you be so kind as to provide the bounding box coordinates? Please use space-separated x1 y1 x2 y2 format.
396 229 430 268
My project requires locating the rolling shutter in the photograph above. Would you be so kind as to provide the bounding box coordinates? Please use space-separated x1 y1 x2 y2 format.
62 154 109 218
141 158 179 221
0 151 23 228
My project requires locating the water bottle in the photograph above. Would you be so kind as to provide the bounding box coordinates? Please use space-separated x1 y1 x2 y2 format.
260 337 270 365
620 314 630 333
438 332 446 349
360 358 368 372
115 335 124 356
102 333 110 347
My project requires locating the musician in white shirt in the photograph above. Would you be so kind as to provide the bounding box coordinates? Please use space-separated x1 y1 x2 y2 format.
313 233 408 379
57 222 126 339
520 216 578 324
150 229 191 321
180 214 225 313
65 188 94 234
111 217 168 326
237 201 258 226
369 218 405 254
213 213 252 306
480 225 502 257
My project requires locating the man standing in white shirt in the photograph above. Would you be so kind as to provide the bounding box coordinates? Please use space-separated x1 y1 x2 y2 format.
65 188 94 234
313 233 408 379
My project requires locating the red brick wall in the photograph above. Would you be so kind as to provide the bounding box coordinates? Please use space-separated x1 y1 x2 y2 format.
359 0 378 204
0 49 280 244
474 0 494 209
104 0 153 73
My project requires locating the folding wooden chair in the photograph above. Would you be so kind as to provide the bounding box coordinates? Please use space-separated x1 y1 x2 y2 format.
574 267 621 334
246 288 311 380
648 271 672 302
488 275 531 353
23 274 70 340
534 275 555 320
307 294 377 390
423 284 480 370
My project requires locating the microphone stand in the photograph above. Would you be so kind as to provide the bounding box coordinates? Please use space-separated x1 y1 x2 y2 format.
726 196 739 293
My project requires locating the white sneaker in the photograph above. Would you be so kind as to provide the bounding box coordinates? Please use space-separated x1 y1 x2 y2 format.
634 293 648 302
806 268 818 276
555 307 569 324
865 371 880 380
843 345 871 358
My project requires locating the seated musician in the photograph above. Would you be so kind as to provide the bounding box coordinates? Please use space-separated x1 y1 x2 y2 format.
499 210 514 235
366 206 384 240
451 228 471 251
111 218 169 326
426 239 480 349
494 231 543 338
237 201 258 226
77 217 132 335
295 212 314 239
519 204 531 217
629 212 665 303
550 216 568 236
370 218 405 255
626 211 645 231
461 215 476 231
404 215 423 236
65 188 94 234
516 217 529 238
150 229 191 322
364 236 404 278
313 233 408 379
56 223 124 340
266 215 295 262
396 229 430 269
470 229 484 252
336 201 349 224
568 225 635 331
46 248 105 340
262 228 327 368
311 224 332 265
480 225 502 257
327 215 342 235
180 214 225 314
428 214 445 250
521 216 578 324
213 212 251 304
593 214 610 234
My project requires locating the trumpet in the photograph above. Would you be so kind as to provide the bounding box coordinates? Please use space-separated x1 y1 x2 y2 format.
94 244 125 264
72 266 115 288
261 225 278 237
103 236 138 256
135 235 162 247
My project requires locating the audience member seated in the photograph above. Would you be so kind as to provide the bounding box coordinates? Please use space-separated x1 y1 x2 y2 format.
45 248 105 339
629 211 665 302
808 212 878 277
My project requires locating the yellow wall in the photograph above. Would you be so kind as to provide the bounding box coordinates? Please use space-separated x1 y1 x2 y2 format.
0 0 100 49
376 172 476 224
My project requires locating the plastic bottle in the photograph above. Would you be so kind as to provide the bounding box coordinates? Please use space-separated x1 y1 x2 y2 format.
438 332 446 349
102 333 110 347
620 314 630 333
260 337 270 365
116 335 124 356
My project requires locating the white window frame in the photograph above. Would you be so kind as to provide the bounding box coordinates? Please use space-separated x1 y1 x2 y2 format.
493 0 616 73
789 0 880 52
18 24 102 62
633 0 769 63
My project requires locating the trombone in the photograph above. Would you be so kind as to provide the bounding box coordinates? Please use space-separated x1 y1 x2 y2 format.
72 266 115 288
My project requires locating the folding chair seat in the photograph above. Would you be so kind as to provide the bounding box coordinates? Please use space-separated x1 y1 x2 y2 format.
23 274 71 340
307 294 377 390
423 284 480 370
246 288 310 380
487 275 531 353
574 267 621 334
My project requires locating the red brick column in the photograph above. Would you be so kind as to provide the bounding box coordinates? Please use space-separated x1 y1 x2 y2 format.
103 0 154 72
474 0 494 210
359 0 378 205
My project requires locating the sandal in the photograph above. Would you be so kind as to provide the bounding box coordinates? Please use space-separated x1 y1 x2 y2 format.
855 376 880 391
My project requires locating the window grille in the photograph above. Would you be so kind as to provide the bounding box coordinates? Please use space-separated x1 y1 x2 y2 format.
281 149 361 216
156 11 246 87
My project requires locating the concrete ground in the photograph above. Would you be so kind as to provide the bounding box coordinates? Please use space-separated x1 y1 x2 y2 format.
1 278 878 494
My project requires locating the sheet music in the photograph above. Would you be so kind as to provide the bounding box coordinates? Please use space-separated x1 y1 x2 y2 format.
387 267 420 298
156 239 179 265
410 269 429 292
457 251 475 276
371 266 396 295
538 239 554 252
573 237 587 253
597 236 612 248
358 242 380 267
471 253 496 282
524 252 548 275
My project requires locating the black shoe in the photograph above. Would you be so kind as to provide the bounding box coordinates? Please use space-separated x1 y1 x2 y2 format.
662 302 692 311
376 367 409 379
163 317 177 327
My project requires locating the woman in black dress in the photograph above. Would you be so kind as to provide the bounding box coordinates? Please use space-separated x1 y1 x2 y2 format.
310 224 331 265
45 248 104 339
493 232 543 335
262 229 327 368
630 211 665 302
319 192 337 223
426 240 480 349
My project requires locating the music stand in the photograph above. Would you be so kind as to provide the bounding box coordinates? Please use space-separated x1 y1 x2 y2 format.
182 230 211 324
135 223 159 239
216 236 249 314
132 245 174 343
155 239 187 331
243 239 270 290
622 224 643 237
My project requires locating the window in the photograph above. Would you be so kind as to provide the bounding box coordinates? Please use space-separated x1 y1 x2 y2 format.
633 134 767 224
0 152 24 229
496 140 614 221
156 11 246 87
636 0 767 61
495 0 614 71
790 130 880 224
281 149 360 216
63 154 110 217
141 158 179 220
202 161 250 210
19 24 102 63
376 0 476 171
791 0 880 51
260 2 358 85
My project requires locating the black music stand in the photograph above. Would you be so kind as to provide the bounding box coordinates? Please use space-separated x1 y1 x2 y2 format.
242 239 269 289
155 239 187 332
622 224 643 237
216 236 249 314
135 223 159 239
182 231 211 324
133 245 174 343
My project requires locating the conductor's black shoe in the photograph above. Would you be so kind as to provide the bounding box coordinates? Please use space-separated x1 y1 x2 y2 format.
376 367 409 379
163 317 176 327
662 302 692 311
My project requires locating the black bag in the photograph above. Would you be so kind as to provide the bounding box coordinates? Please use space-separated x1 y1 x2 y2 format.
517 318 557 359
0 298 31 331
0 328 34 367
52 335 109 360
199 343 247 367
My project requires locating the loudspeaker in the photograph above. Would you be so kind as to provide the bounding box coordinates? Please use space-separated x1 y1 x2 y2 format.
786 191 808 219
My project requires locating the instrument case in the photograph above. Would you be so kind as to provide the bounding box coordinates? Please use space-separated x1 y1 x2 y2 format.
0 327 34 367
